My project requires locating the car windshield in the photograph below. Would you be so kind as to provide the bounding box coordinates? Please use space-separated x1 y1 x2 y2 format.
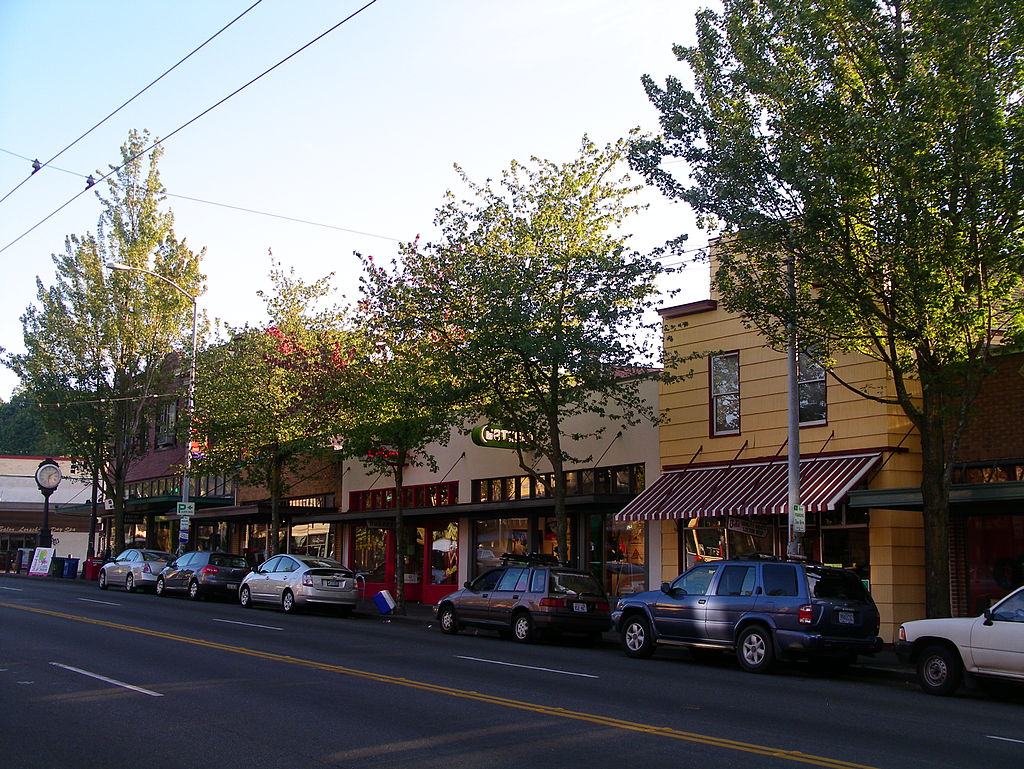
806 569 870 602
550 572 604 597
210 554 249 569
142 551 172 562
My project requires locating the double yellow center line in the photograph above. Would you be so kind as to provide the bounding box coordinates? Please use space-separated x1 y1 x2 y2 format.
1 601 879 769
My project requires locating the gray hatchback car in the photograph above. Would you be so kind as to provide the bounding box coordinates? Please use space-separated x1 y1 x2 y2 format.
612 555 882 673
156 551 251 600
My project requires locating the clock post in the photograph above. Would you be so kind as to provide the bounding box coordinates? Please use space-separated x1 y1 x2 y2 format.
35 458 62 548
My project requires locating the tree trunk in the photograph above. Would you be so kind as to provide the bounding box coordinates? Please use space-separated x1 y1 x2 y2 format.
393 457 406 613
919 406 952 618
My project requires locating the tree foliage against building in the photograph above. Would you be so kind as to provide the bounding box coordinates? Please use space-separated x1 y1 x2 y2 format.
191 262 353 556
0 391 71 457
632 0 1024 615
382 136 673 565
5 130 204 552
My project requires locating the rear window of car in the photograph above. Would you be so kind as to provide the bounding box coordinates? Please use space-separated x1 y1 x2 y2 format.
550 571 604 597
300 558 344 570
806 569 870 602
210 554 249 569
142 551 172 562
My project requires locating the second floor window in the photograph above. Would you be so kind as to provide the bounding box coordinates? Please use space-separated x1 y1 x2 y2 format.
155 401 177 448
798 351 827 425
711 352 740 435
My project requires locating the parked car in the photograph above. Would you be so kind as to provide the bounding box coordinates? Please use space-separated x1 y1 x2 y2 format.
98 549 174 592
434 554 611 643
238 554 360 616
156 551 251 600
895 583 1024 695
612 554 883 673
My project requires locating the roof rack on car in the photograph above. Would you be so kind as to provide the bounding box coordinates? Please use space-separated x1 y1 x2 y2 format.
734 552 782 562
499 552 561 567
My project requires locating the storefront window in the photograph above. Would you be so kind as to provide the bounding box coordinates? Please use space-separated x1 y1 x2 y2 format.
429 522 459 585
352 525 387 582
680 517 772 570
403 527 424 584
540 516 572 563
589 515 647 597
966 515 1024 614
473 518 529 575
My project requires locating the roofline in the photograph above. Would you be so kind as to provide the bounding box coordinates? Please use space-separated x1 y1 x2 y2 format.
658 299 717 319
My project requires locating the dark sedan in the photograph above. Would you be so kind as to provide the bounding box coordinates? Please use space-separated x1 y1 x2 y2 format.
156 551 251 600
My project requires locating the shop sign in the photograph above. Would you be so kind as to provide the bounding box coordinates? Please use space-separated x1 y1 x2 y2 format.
123 513 145 525
727 517 769 539
471 423 529 450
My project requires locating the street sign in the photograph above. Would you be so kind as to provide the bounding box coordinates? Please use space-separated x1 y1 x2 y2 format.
176 502 195 517
792 504 806 534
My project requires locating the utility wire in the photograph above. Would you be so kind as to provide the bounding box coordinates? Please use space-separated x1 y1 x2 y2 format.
0 147 404 244
0 0 380 257
0 0 265 207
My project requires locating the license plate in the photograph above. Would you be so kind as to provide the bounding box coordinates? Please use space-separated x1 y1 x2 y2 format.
573 602 587 613
226 583 238 590
838 611 854 625
325 580 339 587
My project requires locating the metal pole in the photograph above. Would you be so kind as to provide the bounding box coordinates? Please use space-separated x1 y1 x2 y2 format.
182 295 198 505
786 253 802 557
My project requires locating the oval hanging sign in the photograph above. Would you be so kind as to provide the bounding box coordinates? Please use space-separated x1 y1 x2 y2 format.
471 424 528 449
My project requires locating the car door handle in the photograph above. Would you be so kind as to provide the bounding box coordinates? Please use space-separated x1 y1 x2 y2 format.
698 599 706 604
512 595 520 599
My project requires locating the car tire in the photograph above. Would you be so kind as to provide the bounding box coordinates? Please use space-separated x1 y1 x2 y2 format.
125 573 136 593
282 590 298 614
239 585 252 608
736 625 774 674
188 580 201 601
155 577 166 597
621 615 655 658
98 571 108 590
512 611 534 643
917 644 963 696
438 604 459 635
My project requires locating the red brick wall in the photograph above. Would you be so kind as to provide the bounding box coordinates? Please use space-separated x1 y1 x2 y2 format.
956 352 1024 462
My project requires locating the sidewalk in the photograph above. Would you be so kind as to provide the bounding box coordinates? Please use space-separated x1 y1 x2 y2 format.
353 594 913 682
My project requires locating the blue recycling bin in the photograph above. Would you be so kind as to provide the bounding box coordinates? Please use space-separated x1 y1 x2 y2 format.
63 558 80 579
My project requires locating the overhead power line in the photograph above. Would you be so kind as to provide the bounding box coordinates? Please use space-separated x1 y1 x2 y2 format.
0 0 380 257
0 0 265 208
0 148 403 244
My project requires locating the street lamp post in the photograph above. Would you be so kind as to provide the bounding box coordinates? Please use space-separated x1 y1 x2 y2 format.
106 262 198 509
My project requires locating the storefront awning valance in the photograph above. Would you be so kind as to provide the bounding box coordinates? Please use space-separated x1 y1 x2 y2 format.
615 452 881 521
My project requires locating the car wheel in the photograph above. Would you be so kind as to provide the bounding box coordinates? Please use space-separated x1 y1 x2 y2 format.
188 580 201 601
438 604 459 635
155 577 166 597
239 585 252 608
282 590 298 614
917 644 963 696
512 611 534 643
125 573 136 593
621 615 655 658
98 571 108 590
736 625 774 673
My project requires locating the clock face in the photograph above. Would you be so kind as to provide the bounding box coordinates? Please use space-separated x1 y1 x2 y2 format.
36 463 62 490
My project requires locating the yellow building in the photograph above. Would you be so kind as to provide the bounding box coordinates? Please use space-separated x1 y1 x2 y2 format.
619 268 928 641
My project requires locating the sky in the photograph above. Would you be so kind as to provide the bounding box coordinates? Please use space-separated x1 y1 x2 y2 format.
0 0 715 401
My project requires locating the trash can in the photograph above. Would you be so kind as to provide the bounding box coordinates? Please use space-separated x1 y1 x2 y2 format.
49 556 66 577
83 557 104 581
63 558 80 579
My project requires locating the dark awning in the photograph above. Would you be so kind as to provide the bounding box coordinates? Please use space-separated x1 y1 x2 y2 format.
616 452 880 521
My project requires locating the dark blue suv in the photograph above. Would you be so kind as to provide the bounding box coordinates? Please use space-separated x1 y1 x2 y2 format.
611 555 882 673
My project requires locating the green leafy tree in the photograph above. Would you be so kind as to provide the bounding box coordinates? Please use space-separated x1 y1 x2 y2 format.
6 129 204 552
387 136 673 565
632 0 1024 616
0 391 71 456
191 262 352 556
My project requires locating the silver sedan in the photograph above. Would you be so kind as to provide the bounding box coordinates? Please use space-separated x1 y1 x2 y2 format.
238 554 360 616
98 549 174 592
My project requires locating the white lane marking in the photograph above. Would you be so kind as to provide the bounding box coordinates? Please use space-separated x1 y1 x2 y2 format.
49 662 163 697
0 586 24 591
78 598 120 606
213 618 284 631
456 655 598 678
987 735 1024 745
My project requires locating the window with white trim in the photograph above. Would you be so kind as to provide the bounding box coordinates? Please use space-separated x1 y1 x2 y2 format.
797 351 827 425
710 352 740 435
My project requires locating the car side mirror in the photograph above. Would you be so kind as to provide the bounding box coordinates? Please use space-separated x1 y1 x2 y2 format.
464 581 473 590
661 582 684 596
983 609 993 626
168 562 177 568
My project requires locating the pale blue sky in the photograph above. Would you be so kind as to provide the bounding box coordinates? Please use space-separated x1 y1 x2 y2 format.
0 0 714 400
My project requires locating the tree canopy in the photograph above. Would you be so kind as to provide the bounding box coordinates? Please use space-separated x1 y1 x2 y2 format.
633 0 1024 615
6 129 204 552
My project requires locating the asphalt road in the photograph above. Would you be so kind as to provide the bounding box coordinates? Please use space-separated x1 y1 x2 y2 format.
1 574 1022 769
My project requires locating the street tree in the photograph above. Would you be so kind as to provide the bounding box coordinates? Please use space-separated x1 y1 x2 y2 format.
0 391 70 456
632 0 1024 615
391 136 673 566
191 262 352 556
6 129 204 552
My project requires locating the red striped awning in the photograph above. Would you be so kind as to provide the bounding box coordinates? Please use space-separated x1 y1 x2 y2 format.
615 452 881 521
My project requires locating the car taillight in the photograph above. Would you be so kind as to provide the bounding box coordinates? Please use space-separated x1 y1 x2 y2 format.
539 597 566 607
799 604 813 625
595 601 610 612
200 565 219 575
143 563 152 574
302 575 314 587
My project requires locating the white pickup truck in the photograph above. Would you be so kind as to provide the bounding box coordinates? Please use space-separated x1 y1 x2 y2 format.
895 584 1024 695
